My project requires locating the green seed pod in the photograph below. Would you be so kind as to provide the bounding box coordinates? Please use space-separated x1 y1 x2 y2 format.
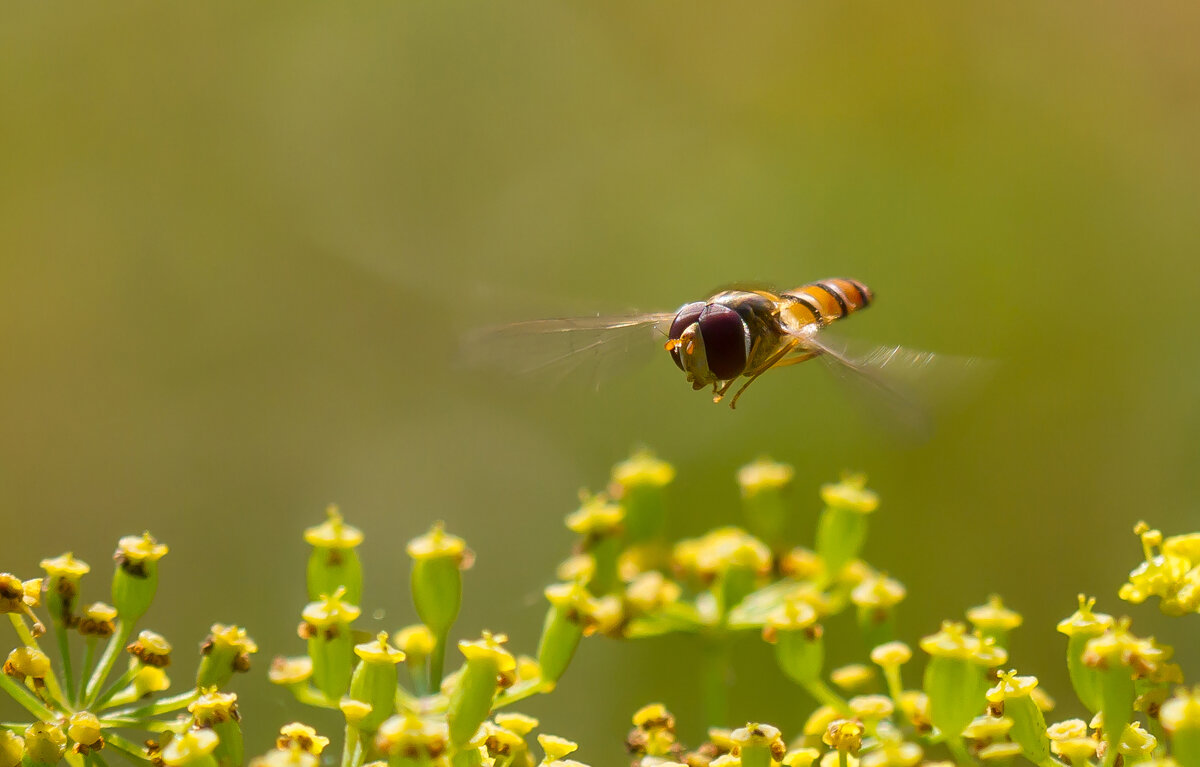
920 622 1006 752
196 624 258 689
349 633 406 732
536 596 583 686
814 475 877 580
1056 596 1112 713
300 589 360 700
1082 629 1136 753
304 506 364 606
188 691 243 767
111 533 168 623
408 524 470 635
737 458 794 550
446 633 515 747
611 450 675 542
851 575 905 651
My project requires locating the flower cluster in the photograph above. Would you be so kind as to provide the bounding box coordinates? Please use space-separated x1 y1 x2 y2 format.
264 506 589 767
1 535 256 766
539 450 1198 767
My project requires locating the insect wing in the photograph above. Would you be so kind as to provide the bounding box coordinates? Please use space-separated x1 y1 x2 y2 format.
793 329 993 438
462 312 677 388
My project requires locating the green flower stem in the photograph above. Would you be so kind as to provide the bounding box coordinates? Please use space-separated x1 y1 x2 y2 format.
8 614 68 708
945 736 973 766
803 679 851 714
395 684 420 713
493 679 549 710
104 688 199 720
882 665 905 708
93 665 140 710
0 672 58 721
83 621 133 706
430 628 449 689
104 732 153 765
65 751 86 767
78 636 98 705
838 750 849 767
53 624 76 705
701 636 731 728
289 686 341 709
341 723 361 767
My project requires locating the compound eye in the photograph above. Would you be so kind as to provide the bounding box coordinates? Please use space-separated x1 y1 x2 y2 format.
697 304 749 379
668 301 706 370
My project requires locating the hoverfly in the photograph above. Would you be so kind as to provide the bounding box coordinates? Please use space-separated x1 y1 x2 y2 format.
470 278 973 424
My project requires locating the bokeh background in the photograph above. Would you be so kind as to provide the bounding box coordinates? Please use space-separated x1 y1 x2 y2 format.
2 2 1198 762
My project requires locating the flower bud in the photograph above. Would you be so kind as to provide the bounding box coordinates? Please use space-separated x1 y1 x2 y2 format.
815 474 877 581
731 723 785 767
986 671 1048 764
920 622 1005 754
0 730 23 767
197 624 258 689
304 505 364 606
23 723 67 767
737 458 793 549
1161 686 1200 767
112 533 168 622
299 588 359 700
1057 595 1113 713
408 524 470 636
162 728 220 767
189 690 242 767
67 712 103 753
5 647 51 685
349 633 405 732
611 449 674 542
967 595 1022 648
447 632 515 747
39 553 90 626
762 601 822 686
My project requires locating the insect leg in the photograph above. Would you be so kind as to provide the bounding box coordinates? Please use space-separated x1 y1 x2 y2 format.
722 340 801 409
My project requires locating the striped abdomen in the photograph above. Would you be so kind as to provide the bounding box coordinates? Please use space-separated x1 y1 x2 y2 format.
783 278 873 327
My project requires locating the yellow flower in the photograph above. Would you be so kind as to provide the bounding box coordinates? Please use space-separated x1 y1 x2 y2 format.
737 458 794 496
565 495 625 537
831 664 876 692
977 742 1023 761
1161 686 1200 734
189 690 239 726
962 715 1014 742
985 670 1038 703
870 641 912 667
277 723 330 755
354 632 405 665
612 450 676 489
268 656 313 686
161 728 218 766
820 474 878 514
459 631 516 673
394 624 436 657
851 574 906 609
822 720 864 753
303 505 364 549
1056 594 1113 638
537 733 579 762
966 595 1022 632
301 588 361 628
494 713 538 736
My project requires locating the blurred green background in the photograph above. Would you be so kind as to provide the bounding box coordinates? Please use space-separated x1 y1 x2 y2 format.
2 2 1198 761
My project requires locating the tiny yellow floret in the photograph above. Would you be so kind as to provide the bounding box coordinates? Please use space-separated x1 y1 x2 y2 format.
303 505 364 549
737 457 794 496
820 473 879 514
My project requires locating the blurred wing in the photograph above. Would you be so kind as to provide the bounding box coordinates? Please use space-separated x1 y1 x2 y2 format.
793 329 994 438
461 312 676 388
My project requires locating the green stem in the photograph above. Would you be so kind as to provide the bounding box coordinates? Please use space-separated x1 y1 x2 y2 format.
430 628 449 690
104 733 153 765
946 736 974 766
803 678 851 715
0 672 58 721
493 679 549 710
341 723 361 767
104 688 199 720
84 622 133 706
78 637 98 705
53 623 76 706
291 686 340 709
701 636 731 728
92 665 140 710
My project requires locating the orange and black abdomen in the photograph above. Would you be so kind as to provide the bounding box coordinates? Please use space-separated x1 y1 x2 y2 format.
783 278 873 327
